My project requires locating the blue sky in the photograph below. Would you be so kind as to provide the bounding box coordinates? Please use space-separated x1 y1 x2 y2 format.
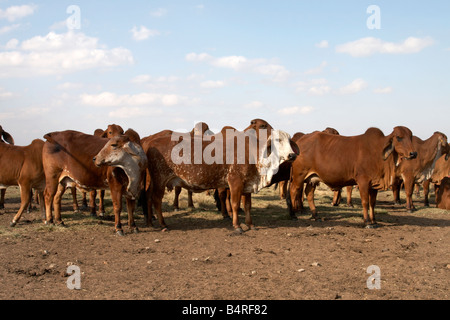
0 0 449 145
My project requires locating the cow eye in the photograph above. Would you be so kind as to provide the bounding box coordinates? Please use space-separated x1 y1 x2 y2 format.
396 136 403 142
111 143 118 148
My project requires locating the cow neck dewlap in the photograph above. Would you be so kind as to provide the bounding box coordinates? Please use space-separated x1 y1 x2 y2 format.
112 149 146 199
418 140 443 183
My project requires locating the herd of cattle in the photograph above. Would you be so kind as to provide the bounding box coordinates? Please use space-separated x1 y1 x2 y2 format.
0 119 449 236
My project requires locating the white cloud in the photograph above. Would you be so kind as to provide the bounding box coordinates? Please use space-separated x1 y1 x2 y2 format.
131 26 160 41
0 4 36 22
56 82 83 90
336 36 434 57
315 40 329 48
131 74 152 84
4 38 19 49
0 24 20 35
200 80 226 88
373 87 393 94
337 78 368 95
278 106 314 115
80 92 186 108
0 87 13 99
0 31 134 78
296 78 330 95
304 61 327 75
186 52 290 82
150 8 167 17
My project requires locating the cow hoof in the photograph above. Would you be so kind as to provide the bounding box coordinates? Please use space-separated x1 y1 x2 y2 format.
116 230 125 236
10 220 17 227
228 227 244 236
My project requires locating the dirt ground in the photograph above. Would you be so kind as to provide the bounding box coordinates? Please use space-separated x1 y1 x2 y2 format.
0 184 448 301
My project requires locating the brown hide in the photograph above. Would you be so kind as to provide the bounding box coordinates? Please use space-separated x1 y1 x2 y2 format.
289 126 417 227
393 132 449 212
1 139 46 225
42 130 143 234
436 177 450 210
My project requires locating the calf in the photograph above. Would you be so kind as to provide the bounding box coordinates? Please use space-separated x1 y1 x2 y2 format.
289 126 417 228
42 129 147 235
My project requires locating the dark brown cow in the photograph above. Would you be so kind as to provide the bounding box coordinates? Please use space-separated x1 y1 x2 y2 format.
392 132 449 212
80 124 125 215
142 119 297 234
288 126 418 228
42 129 147 235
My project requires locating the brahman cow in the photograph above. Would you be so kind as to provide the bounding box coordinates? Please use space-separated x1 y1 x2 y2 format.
80 124 125 215
142 119 297 234
0 125 14 211
422 150 450 207
0 134 46 226
42 129 147 235
392 132 449 212
436 177 450 210
288 126 418 228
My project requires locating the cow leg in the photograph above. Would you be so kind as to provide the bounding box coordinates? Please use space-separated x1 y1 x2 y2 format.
392 181 402 205
10 183 32 227
346 186 354 207
368 188 378 227
423 180 430 207
44 180 58 225
110 189 124 236
173 186 181 210
404 180 416 213
218 188 231 219
0 188 5 210
70 187 80 213
99 190 105 217
357 181 373 228
53 183 66 225
288 176 305 219
126 197 138 234
304 182 319 220
37 190 45 220
332 189 342 206
81 192 88 210
89 190 97 217
187 191 194 209
228 177 244 234
243 193 255 230
148 187 168 231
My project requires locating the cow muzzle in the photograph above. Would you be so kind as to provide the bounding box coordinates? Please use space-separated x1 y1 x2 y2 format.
288 153 297 161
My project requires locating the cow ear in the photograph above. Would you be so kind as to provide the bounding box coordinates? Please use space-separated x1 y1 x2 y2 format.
123 141 141 157
290 140 300 155
445 152 450 161
101 130 108 138
383 140 395 160
2 131 14 145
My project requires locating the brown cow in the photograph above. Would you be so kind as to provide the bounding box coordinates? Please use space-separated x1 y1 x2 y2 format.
436 177 450 210
0 125 14 211
172 122 215 211
0 136 46 226
142 119 297 234
422 150 450 207
80 124 125 215
288 126 417 228
42 129 147 235
392 132 449 212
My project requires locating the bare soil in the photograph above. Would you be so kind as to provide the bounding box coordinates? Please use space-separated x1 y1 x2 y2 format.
0 185 448 300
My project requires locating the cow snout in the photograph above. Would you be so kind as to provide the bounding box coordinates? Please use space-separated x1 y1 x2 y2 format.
288 153 297 161
409 152 418 159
